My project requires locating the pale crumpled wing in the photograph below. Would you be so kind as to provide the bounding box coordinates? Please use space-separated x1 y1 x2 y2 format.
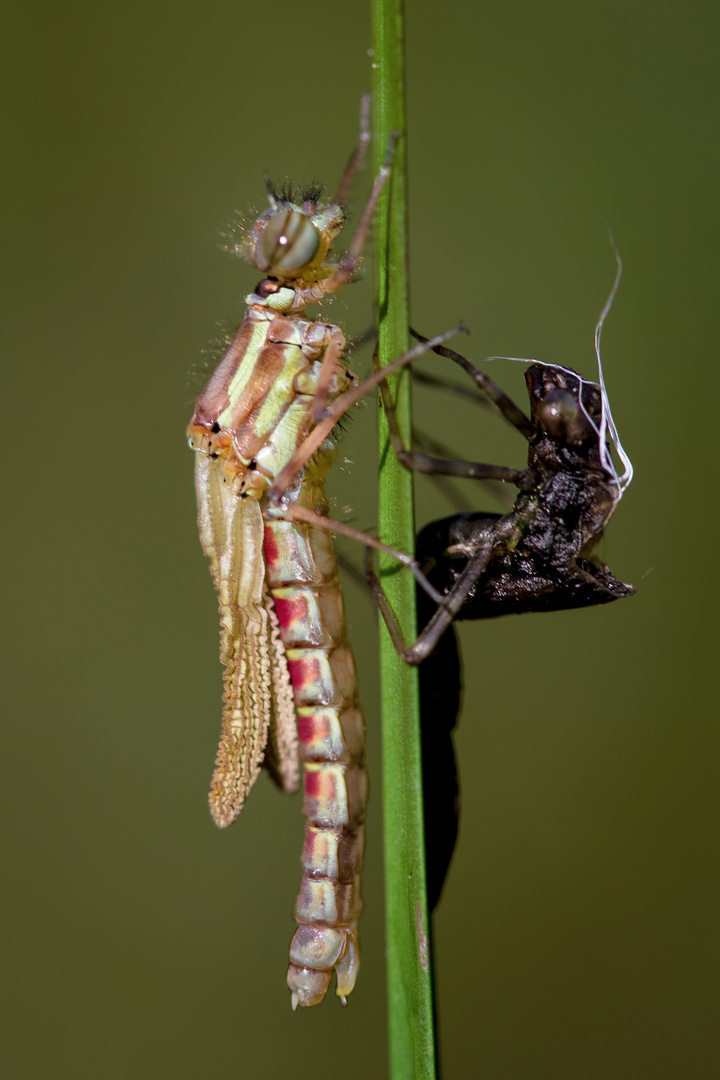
194 454 299 827
261 589 300 796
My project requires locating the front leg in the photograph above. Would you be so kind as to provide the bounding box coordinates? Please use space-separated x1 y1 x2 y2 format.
374 345 535 489
267 326 465 503
410 329 536 439
365 539 496 665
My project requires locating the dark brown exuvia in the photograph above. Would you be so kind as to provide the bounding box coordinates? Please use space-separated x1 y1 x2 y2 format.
367 338 635 910
415 361 635 628
369 339 635 667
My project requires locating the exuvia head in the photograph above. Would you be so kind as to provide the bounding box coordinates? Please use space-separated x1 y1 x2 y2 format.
529 366 601 446
477 238 633 497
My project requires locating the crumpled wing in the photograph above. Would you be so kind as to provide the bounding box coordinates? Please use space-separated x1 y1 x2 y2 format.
194 454 299 828
261 588 300 796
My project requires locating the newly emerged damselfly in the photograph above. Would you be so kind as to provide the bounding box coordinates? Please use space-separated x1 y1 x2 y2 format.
188 102 399 1009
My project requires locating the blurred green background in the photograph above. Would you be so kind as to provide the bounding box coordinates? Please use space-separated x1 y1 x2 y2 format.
2 1 717 1077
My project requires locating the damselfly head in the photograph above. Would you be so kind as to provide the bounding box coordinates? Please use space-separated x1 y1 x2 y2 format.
243 188 347 282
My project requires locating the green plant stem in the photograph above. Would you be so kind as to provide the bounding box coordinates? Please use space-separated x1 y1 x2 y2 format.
371 3 436 1078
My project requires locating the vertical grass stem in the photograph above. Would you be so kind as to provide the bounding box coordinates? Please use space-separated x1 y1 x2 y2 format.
371 2 437 1076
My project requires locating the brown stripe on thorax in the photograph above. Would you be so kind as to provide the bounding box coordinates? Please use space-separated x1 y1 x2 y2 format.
228 344 307 461
189 317 259 431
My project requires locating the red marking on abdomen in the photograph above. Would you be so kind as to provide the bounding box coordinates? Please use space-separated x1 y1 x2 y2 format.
273 595 308 631
304 770 333 800
288 655 320 690
263 526 279 568
298 713 330 744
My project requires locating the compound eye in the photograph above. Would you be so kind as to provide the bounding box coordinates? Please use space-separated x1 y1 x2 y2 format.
255 209 320 276
537 389 595 444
